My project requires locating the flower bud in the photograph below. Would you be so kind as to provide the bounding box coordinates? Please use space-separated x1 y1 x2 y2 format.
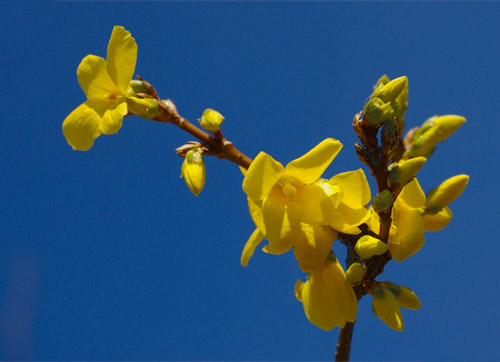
126 97 160 120
346 262 366 283
389 285 422 310
371 286 403 332
181 149 206 196
405 115 466 159
355 235 388 259
388 157 427 188
128 80 147 94
425 174 469 210
373 75 390 91
364 97 393 128
371 76 408 103
199 108 224 133
372 189 394 213
422 206 452 231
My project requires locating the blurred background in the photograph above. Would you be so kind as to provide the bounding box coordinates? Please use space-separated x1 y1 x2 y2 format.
1 1 499 361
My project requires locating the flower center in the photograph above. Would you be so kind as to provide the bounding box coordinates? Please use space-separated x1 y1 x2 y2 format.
282 182 297 199
104 92 121 102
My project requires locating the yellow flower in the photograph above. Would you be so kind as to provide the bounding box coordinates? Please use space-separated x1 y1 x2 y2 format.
242 139 343 253
62 26 137 151
316 169 372 234
368 175 468 262
295 256 357 331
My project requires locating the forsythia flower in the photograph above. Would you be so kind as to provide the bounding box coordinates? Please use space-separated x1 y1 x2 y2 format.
368 175 469 262
295 256 357 330
242 138 342 254
316 169 371 234
181 149 206 196
62 26 142 151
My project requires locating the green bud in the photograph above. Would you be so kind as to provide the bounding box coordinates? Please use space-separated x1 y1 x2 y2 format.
371 76 408 103
126 97 160 120
128 80 147 94
346 262 366 283
199 108 225 133
364 97 393 128
405 115 466 159
355 235 388 259
372 189 395 213
388 157 427 188
381 118 399 160
181 149 206 196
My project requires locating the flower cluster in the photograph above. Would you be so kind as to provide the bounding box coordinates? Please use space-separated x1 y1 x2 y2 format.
62 27 469 338
240 138 371 330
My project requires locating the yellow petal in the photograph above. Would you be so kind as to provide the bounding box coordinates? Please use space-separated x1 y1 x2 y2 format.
298 184 334 224
296 260 356 331
263 201 302 255
242 152 284 201
99 100 127 135
389 205 425 262
285 138 343 184
248 197 265 234
399 178 426 209
106 26 137 93
372 287 403 332
422 206 452 231
335 203 370 232
62 102 102 151
241 229 264 266
330 169 371 208
294 225 336 271
77 55 120 99
262 191 286 246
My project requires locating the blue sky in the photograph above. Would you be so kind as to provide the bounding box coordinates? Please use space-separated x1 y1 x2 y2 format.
1 1 499 361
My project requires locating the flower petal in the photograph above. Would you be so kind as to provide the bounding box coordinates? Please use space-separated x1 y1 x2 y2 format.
243 152 284 201
99 100 127 135
298 184 333 224
294 225 336 271
399 178 426 208
389 205 425 262
62 102 102 151
241 229 264 266
285 138 342 184
106 26 137 93
77 55 120 99
330 169 371 208
248 197 265 234
262 192 286 247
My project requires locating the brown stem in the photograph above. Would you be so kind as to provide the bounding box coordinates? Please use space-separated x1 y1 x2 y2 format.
136 77 253 169
336 322 355 361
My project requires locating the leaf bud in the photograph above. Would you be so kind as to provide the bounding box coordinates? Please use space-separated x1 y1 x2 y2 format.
381 118 399 160
425 174 469 210
346 262 366 283
371 286 404 332
388 157 427 188
181 149 206 196
355 235 388 259
364 97 393 128
372 189 394 213
199 108 225 133
126 97 160 120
